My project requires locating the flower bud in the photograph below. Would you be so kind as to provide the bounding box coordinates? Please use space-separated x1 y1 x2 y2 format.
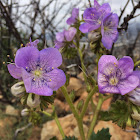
27 93 41 108
128 87 140 106
11 81 25 97
88 31 101 43
21 108 29 116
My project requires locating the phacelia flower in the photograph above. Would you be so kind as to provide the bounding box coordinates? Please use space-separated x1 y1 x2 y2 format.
55 27 77 49
79 0 118 49
98 55 139 95
67 8 79 25
128 70 140 106
8 40 66 96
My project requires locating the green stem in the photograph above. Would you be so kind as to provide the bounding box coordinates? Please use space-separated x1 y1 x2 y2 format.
52 105 65 139
61 86 86 140
80 85 98 119
87 93 103 139
134 60 140 67
41 107 65 139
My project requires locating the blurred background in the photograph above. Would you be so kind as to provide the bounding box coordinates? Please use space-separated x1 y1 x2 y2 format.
0 0 140 139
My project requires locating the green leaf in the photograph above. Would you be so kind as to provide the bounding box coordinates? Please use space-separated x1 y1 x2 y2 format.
89 128 111 140
100 100 131 128
63 136 78 140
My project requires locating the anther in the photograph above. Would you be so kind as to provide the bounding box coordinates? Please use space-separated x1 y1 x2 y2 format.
52 67 54 69
3 62 5 64
21 44 23 47
40 68 42 70
7 55 10 57
138 66 140 68
50 79 52 82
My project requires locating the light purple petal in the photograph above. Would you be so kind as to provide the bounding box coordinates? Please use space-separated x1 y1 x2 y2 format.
128 87 140 106
83 8 102 25
22 68 53 96
79 23 94 33
56 32 64 42
98 55 118 73
15 46 39 70
7 64 22 79
55 41 64 49
101 28 118 49
94 0 100 9
72 8 79 18
98 3 111 19
43 68 66 90
67 17 76 25
88 24 101 32
118 56 134 79
132 70 140 87
64 27 77 41
39 48 62 70
118 75 139 95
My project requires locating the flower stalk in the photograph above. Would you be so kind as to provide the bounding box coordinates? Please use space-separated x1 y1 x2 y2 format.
61 86 86 140
87 93 103 139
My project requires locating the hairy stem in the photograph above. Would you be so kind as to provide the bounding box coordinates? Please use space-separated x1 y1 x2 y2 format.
87 93 103 139
61 86 86 140
80 85 98 119
41 107 65 139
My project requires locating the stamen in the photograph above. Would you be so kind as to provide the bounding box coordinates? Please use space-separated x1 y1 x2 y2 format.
40 68 42 71
33 78 35 81
138 66 140 68
50 79 52 82
3 62 5 64
52 67 54 69
21 44 24 47
7 55 10 57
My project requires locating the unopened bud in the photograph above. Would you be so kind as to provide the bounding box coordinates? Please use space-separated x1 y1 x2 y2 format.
21 108 29 116
11 81 25 97
27 93 41 108
88 31 101 43
128 87 140 106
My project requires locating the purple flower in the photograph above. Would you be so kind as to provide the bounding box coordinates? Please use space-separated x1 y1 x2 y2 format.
67 8 79 25
79 0 118 49
98 55 139 95
8 42 66 96
128 70 140 106
55 27 77 49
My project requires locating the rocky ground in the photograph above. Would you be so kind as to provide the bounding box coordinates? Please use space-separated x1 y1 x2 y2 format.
0 73 137 140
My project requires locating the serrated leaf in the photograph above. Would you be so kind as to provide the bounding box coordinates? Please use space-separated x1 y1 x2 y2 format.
89 128 111 140
63 136 78 140
100 100 132 128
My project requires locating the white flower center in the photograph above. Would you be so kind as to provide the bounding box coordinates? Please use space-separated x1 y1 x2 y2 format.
109 77 118 86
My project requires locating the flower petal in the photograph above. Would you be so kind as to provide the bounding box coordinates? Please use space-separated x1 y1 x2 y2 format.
56 32 64 42
55 41 64 49
39 48 62 70
98 55 118 73
72 8 79 18
101 13 119 49
7 64 22 79
67 17 76 25
83 8 102 25
22 68 53 96
79 23 93 33
118 75 139 95
118 56 134 79
15 46 39 70
132 70 140 87
64 27 77 41
94 0 100 9
43 68 66 90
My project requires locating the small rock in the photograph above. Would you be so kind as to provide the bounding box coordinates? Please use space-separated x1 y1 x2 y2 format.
5 105 19 116
94 121 136 140
41 114 88 140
